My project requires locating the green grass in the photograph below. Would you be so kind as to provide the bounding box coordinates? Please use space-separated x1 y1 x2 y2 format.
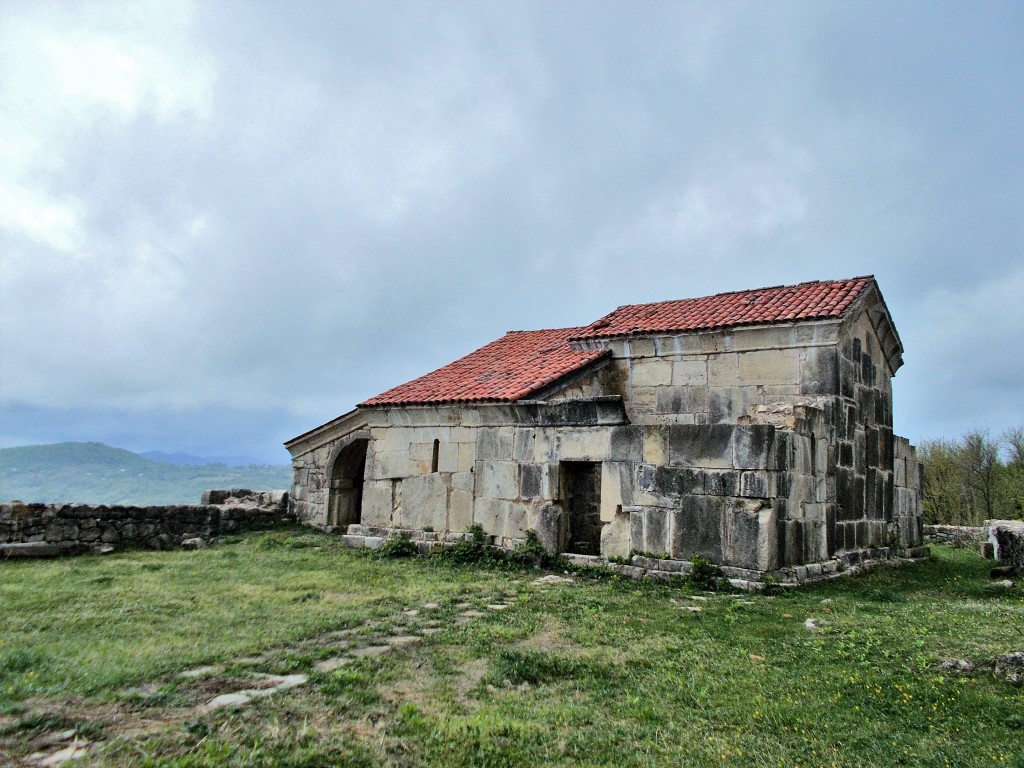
1 531 1021 767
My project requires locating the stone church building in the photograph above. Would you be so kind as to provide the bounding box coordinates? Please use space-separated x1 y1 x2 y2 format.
285 276 925 579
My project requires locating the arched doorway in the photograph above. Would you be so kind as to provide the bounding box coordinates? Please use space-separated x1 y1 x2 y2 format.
328 439 368 530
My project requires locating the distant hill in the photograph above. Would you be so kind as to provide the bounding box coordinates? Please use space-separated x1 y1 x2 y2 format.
0 442 291 506
139 450 271 467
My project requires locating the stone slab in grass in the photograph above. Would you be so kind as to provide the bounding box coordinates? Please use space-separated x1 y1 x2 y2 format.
314 657 352 673
349 645 392 658
179 665 222 679
386 635 421 647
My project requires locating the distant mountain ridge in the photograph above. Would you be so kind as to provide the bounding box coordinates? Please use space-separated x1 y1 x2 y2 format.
0 442 291 506
138 450 268 467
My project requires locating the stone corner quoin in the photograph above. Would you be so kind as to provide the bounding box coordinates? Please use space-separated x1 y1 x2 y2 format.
284 277 926 584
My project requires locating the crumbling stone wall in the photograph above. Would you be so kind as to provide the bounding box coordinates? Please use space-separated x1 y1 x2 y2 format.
984 520 1024 569
623 409 833 571
1 490 289 558
567 321 840 427
923 524 983 545
830 311 899 552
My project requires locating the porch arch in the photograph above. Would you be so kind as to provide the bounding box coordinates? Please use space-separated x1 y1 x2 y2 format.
326 431 371 530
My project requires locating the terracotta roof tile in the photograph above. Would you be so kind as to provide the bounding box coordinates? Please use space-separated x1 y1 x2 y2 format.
571 276 874 340
360 277 875 407
359 327 610 407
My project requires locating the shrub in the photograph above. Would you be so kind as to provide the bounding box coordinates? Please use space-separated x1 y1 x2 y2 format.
508 530 565 570
431 524 499 566
685 557 728 592
375 535 419 559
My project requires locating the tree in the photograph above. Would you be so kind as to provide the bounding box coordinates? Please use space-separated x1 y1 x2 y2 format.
919 439 968 526
998 427 1024 520
960 430 999 522
918 427 1024 525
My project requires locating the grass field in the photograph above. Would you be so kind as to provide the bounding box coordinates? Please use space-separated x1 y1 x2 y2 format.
1 528 1021 767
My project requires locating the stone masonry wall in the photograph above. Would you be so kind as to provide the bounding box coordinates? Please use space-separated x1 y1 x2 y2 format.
831 311 901 551
358 401 633 550
565 319 842 427
288 399 633 550
1 490 290 558
624 408 834 571
894 437 924 548
292 398 922 572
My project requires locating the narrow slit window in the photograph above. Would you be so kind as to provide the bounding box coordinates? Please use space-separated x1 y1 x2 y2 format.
431 439 440 473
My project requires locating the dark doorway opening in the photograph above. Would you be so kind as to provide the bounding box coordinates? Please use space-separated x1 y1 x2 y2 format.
328 440 368 531
562 461 603 555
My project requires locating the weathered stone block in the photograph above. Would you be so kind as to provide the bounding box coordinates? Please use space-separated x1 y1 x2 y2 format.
599 462 630 521
672 359 708 386
361 480 393 527
707 353 738 386
457 443 476 471
636 463 656 494
703 470 739 496
437 443 460 473
732 425 775 470
669 424 734 468
600 506 631 559
520 464 542 499
707 386 759 423
671 496 722 561
631 359 673 387
800 346 839 395
630 508 644 551
395 479 433 529
642 507 670 555
380 428 411 452
779 520 805 567
513 429 536 462
504 504 528 540
738 349 800 386
538 463 559 499
477 427 513 461
656 386 709 416
757 505 780 571
448 489 474 531
474 497 514 538
609 425 643 461
479 460 519 500
551 428 609 461
654 466 705 498
533 504 562 552
722 501 760 570
374 450 411 479
642 427 668 465
740 471 770 499
733 325 795 352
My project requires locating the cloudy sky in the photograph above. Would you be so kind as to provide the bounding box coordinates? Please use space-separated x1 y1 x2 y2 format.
1 0 1021 464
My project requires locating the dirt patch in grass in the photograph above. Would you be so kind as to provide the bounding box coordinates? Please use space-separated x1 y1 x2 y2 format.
515 617 585 656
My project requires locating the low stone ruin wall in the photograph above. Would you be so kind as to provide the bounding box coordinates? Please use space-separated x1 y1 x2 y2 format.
984 520 1024 569
923 522 1024 568
1 489 290 559
923 524 984 546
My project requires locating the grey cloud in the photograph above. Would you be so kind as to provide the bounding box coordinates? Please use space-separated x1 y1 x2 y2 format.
1 0 1020 460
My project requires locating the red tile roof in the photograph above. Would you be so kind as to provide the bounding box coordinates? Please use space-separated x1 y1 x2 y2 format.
359 327 611 407
572 277 874 340
360 277 875 407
